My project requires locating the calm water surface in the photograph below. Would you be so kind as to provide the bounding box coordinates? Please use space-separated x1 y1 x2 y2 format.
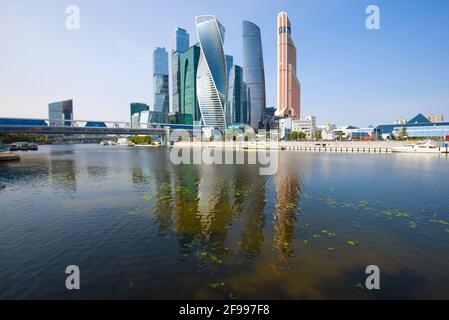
1 144 448 299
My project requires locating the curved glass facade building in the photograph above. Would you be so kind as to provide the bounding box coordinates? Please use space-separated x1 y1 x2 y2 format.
242 20 266 129
195 16 227 131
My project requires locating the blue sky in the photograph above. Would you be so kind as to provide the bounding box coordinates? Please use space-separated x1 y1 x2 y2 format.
1 0 448 126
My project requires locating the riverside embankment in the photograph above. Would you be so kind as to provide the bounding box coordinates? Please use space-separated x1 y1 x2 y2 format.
173 140 448 154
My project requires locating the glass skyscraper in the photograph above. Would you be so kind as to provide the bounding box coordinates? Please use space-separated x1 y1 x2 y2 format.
242 20 266 129
173 27 189 53
172 28 189 114
225 54 233 79
195 15 227 131
152 47 169 113
130 102 149 127
180 44 201 124
226 65 249 125
48 99 73 126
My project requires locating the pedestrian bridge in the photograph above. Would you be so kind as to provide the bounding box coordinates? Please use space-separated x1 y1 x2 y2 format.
0 118 199 136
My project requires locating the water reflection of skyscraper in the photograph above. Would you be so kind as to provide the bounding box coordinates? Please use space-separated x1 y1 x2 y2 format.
49 159 77 193
235 169 267 261
172 165 201 248
274 155 301 263
150 162 269 264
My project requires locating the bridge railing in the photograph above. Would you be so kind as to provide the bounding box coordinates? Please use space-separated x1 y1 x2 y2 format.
0 117 178 130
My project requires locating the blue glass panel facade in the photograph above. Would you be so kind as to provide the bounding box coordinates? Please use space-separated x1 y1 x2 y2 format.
48 100 73 126
242 21 266 129
196 16 227 98
153 47 169 75
173 28 189 53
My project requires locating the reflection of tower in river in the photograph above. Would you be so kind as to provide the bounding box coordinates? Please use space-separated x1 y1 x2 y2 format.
171 165 202 247
233 166 267 261
274 155 301 263
49 159 77 193
197 166 233 240
152 159 175 237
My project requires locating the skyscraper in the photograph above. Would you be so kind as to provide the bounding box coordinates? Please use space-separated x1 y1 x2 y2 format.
173 27 189 53
130 103 149 127
226 65 242 125
226 64 249 125
153 47 169 113
225 55 233 79
195 16 227 131
172 28 190 114
48 99 73 126
242 20 266 129
180 43 202 124
276 12 300 118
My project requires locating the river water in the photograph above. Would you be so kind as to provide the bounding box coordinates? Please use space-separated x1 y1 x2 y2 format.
0 144 448 299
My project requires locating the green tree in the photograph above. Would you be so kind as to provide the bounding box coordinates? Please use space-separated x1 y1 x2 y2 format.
130 135 153 145
0 133 49 144
314 131 322 140
290 131 307 141
400 128 407 140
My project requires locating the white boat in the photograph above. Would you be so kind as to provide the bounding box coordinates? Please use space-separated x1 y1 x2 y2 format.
100 140 117 146
391 140 444 154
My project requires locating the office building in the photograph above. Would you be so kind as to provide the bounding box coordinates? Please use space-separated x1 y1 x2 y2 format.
48 99 73 126
376 113 449 140
242 20 266 129
148 111 168 124
130 103 150 127
291 116 316 140
195 15 227 131
427 114 444 123
226 64 249 125
276 12 301 118
180 43 202 124
172 28 190 114
153 47 169 113
226 55 233 79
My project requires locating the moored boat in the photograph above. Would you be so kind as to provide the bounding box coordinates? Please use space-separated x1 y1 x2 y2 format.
9 143 19 151
391 140 445 154
18 142 30 151
0 144 21 161
29 143 39 151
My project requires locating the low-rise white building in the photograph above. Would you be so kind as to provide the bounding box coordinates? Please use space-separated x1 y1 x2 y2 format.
291 116 316 140
279 118 292 140
318 123 337 140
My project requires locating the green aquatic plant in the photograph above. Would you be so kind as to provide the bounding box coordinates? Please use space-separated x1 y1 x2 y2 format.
358 200 369 207
409 221 418 229
347 240 358 246
142 193 152 201
127 208 140 216
209 255 223 263
209 282 225 289
355 282 365 290
321 229 337 238
430 219 449 225
159 182 171 190
303 240 310 245
382 209 410 218
325 197 337 207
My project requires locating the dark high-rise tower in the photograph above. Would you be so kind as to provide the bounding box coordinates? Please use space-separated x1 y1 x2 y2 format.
172 28 189 113
242 20 266 129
